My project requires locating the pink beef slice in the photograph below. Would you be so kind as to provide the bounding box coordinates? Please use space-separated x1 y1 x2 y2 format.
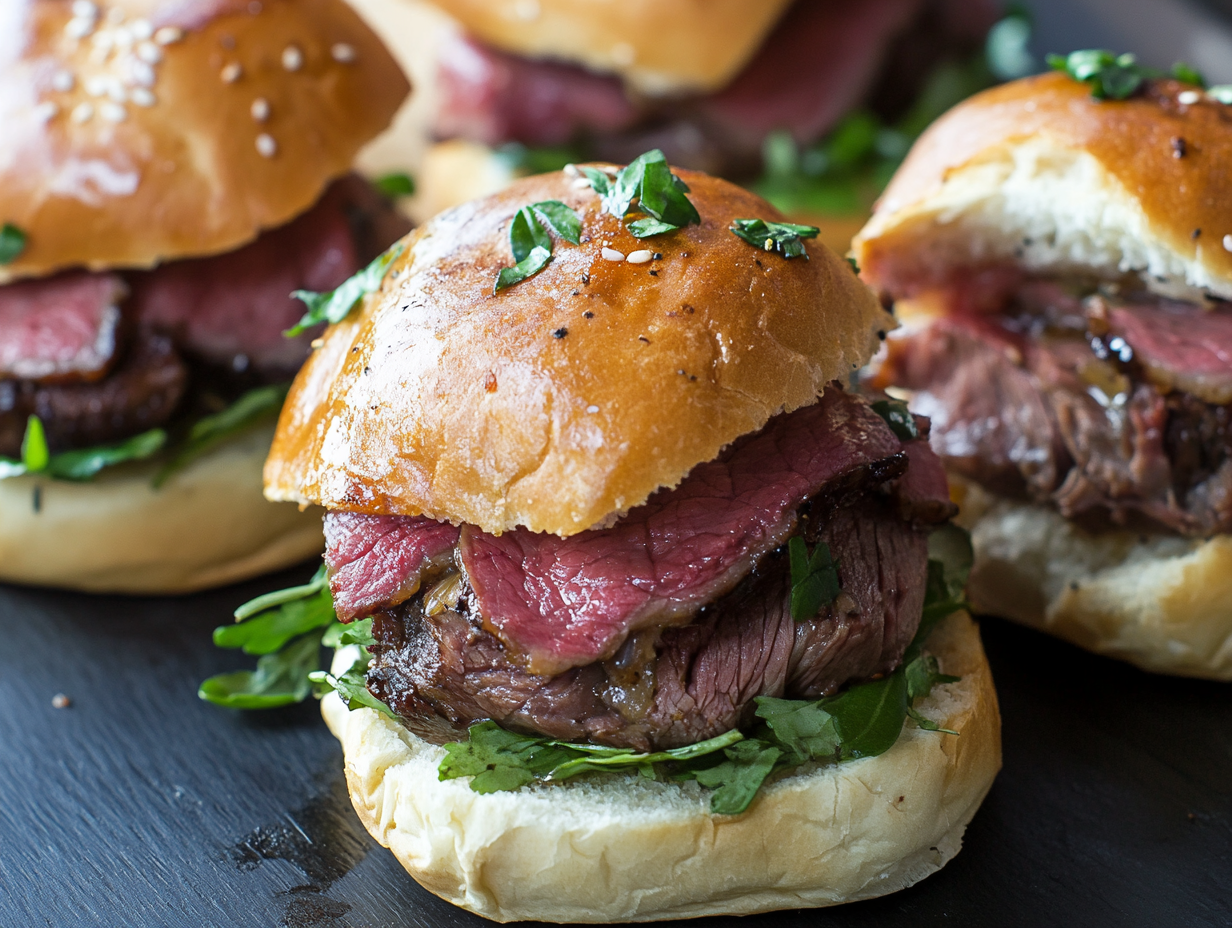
459 387 907 675
1108 300 1232 405
326 512 461 623
0 272 127 382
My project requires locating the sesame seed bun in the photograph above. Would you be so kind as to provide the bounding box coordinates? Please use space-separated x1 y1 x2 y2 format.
0 423 322 594
414 0 794 96
263 167 892 537
853 72 1232 304
321 610 1000 923
1 0 409 283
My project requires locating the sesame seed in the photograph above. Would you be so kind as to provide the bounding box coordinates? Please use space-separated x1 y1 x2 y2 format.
33 102 59 123
587 405 599 414
136 41 162 63
563 163 579 177
51 693 72 709
106 80 127 102
100 101 127 122
130 18 153 40
331 43 356 63
130 87 156 107
51 70 75 92
763 238 774 251
71 1 97 18
251 98 270 121
91 29 113 50
282 45 303 71
1179 90 1201 105
220 62 242 83
112 26 133 47
1224 234 1232 252
571 177 591 189
128 60 156 86
602 247 625 261
65 17 95 39
85 76 107 96
627 250 653 264
71 102 94 123
255 133 277 157
154 26 183 45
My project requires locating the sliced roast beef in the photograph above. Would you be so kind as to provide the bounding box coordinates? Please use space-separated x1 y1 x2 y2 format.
1107 300 1232 405
0 273 127 384
366 493 932 751
0 332 186 457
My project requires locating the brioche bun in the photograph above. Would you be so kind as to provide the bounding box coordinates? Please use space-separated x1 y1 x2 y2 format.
2 0 408 283
951 479 1232 681
416 0 792 96
264 167 891 536
0 424 322 595
321 610 1000 923
853 72 1232 304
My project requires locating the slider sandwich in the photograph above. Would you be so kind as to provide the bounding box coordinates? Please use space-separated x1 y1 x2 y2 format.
0 0 408 592
211 151 1000 920
857 55 1232 678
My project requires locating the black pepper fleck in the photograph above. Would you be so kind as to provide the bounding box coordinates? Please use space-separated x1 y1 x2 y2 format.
583 311 594 319
639 335 650 343
32 485 41 514
581 273 590 285
755 259 763 268
1193 228 1202 239
649 270 658 276
363 366 371 375
553 327 568 339
571 290 579 296
877 330 887 341
653 253 662 260
1172 136 1187 159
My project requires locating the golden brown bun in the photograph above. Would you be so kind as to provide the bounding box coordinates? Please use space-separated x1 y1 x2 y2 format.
953 478 1232 680
322 611 1000 923
265 168 892 536
2 0 408 282
853 72 1232 303
0 424 322 594
418 0 793 95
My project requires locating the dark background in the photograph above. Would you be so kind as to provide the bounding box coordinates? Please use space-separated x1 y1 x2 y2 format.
2 564 1229 928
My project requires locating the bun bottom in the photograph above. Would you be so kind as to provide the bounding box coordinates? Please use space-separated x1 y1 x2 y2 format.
0 424 323 594
322 611 1000 923
954 479 1232 680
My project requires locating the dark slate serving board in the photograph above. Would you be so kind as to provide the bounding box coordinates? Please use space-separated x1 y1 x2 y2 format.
1 562 1229 928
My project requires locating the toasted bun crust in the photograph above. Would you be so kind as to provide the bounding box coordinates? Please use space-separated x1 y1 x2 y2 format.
1 0 408 282
418 0 793 95
265 167 891 536
322 611 1000 923
0 424 322 594
852 72 1232 303
952 479 1232 680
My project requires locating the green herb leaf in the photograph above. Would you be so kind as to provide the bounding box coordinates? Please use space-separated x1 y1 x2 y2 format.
153 383 287 488
823 670 910 759
587 150 700 239
871 398 919 440
495 143 586 176
309 661 396 716
1208 85 1232 104
788 536 841 620
286 242 404 337
691 739 782 815
0 223 27 264
374 172 415 198
234 566 328 620
1171 62 1205 87
20 415 50 473
638 158 700 228
439 721 577 792
213 584 335 655
48 428 166 480
494 244 552 293
198 630 324 709
1048 49 1155 100
628 218 679 238
847 256 861 275
730 219 821 260
579 166 613 198
754 696 840 764
531 200 583 245
509 206 552 263
545 730 744 782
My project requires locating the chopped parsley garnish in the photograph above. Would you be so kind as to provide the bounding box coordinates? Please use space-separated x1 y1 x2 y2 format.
787 536 841 620
286 241 405 337
730 219 821 259
581 149 700 239
494 200 582 293
374 172 415 199
0 223 26 264
0 414 166 482
1047 50 1208 100
871 398 920 441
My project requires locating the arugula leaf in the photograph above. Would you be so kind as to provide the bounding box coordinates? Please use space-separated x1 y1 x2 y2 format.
374 172 415 198
310 658 396 717
0 415 164 482
545 730 744 782
1171 62 1205 87
0 223 26 264
286 242 404 337
20 415 49 472
871 398 919 440
788 536 841 620
439 721 578 793
198 631 324 709
691 740 782 815
213 584 335 655
754 697 840 764
153 383 288 488
1047 49 1155 100
729 219 821 260
322 616 376 649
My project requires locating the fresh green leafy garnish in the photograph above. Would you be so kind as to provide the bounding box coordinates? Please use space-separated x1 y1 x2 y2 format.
198 631 325 709
153 383 288 487
582 149 700 239
846 257 861 275
374 172 415 198
286 242 404 336
213 567 334 655
730 219 821 260
494 200 582 292
1046 50 1149 100
495 143 586 176
310 645 395 717
0 223 26 264
871 398 919 440
788 536 841 620
431 525 974 815
1171 62 1205 87
0 415 166 482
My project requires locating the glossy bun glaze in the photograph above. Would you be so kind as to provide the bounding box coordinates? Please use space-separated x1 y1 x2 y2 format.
0 0 408 282
265 167 891 537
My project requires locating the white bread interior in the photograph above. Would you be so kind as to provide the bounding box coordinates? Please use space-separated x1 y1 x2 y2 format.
321 611 1001 923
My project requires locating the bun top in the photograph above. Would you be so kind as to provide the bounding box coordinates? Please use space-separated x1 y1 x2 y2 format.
420 0 794 95
264 167 890 537
853 72 1232 303
0 0 408 283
